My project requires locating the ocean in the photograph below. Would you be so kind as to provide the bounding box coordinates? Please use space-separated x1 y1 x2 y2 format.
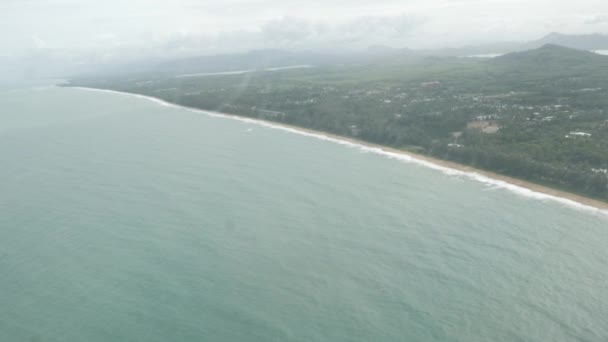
1 85 607 341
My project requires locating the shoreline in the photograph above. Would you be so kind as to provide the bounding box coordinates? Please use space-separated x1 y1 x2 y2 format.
286 127 608 213
72 86 608 214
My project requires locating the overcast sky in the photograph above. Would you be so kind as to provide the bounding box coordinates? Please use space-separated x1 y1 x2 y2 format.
1 0 608 60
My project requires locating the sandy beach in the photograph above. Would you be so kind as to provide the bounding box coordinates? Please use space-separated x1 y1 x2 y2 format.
75 86 608 213
290 125 608 212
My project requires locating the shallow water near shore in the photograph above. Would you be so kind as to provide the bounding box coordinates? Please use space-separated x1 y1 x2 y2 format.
1 86 607 341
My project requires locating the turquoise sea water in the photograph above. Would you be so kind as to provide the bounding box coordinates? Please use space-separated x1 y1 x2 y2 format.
1 86 607 341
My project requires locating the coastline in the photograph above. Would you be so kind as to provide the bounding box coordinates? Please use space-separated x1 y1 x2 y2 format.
72 86 608 214
286 127 608 213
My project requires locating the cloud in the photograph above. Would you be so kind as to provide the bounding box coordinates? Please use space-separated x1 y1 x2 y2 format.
586 15 608 25
261 17 318 45
31 35 49 49
2 0 608 63
96 33 116 41
148 13 424 58
258 14 424 50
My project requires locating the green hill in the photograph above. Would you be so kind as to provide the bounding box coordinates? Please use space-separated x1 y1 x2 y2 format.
527 32 608 50
484 44 608 84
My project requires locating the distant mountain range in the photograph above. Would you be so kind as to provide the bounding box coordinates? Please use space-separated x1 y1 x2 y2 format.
525 32 608 50
155 50 343 75
76 33 608 78
82 47 419 78
489 44 608 78
493 44 603 64
422 33 608 57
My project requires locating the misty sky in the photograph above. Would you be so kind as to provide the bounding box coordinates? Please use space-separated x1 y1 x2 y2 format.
1 0 608 60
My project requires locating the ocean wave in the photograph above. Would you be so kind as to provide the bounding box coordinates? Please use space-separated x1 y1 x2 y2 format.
72 86 608 218
75 87 177 108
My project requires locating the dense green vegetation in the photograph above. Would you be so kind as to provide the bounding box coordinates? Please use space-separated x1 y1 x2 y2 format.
68 45 608 201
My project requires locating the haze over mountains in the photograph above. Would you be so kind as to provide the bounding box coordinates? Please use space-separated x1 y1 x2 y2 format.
87 33 608 78
528 32 608 50
430 32 608 57
5 32 608 82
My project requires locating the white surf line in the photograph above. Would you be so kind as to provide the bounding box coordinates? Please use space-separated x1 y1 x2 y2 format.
72 86 608 218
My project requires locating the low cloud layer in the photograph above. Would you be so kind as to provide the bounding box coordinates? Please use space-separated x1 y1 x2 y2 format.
1 0 608 69
159 14 425 56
